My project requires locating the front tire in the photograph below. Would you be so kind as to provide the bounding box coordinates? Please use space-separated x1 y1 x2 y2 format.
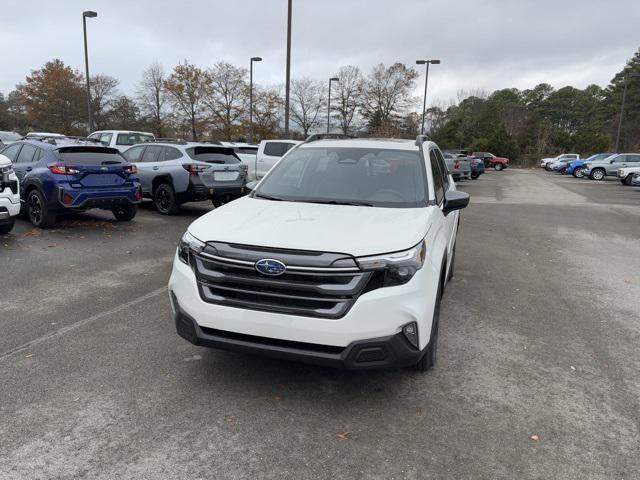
590 168 605 181
471 172 479 179
112 204 137 221
27 189 56 228
154 183 179 215
623 175 633 186
573 168 584 178
0 217 15 234
495 163 504 171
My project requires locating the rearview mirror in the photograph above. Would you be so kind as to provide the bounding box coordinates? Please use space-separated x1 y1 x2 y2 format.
443 190 470 216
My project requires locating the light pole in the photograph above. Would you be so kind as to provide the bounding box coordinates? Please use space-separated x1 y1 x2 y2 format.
615 72 640 152
284 0 292 138
249 57 262 144
327 77 339 133
416 59 440 135
82 10 98 134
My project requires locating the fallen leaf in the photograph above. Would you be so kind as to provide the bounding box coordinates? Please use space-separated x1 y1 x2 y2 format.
570 365 576 371
530 434 540 441
336 431 350 440
416 407 423 417
24 353 34 358
274 395 282 401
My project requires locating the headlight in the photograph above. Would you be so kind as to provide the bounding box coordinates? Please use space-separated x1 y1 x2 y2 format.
356 240 426 286
178 231 205 265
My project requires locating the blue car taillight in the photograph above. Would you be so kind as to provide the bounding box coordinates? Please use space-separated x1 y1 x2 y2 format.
48 163 80 175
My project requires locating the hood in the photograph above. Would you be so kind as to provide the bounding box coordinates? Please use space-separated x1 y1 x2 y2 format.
0 154 11 168
187 196 433 257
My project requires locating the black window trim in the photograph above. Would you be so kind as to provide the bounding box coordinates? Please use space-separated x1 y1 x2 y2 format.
429 148 445 207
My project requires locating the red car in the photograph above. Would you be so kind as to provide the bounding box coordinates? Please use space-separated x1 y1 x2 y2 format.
472 152 509 171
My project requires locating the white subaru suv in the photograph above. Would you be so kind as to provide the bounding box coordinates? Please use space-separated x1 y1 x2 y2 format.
169 136 470 371
0 153 20 234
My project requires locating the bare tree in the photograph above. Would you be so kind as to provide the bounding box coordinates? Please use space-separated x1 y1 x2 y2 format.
289 77 324 136
204 61 248 141
164 61 208 140
90 74 119 130
137 62 166 137
331 65 362 134
360 63 419 134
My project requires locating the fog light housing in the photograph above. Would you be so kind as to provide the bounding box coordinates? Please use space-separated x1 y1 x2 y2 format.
62 192 74 205
402 322 419 349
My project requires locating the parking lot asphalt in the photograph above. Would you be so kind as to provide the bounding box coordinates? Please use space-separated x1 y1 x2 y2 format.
1 170 639 479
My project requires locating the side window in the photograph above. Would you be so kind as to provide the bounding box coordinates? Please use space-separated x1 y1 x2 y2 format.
88 133 100 140
141 146 162 163
1 143 22 162
429 150 445 205
629 155 640 163
284 143 296 153
123 146 145 162
163 147 182 161
16 144 37 163
99 133 113 146
435 150 450 191
264 142 287 157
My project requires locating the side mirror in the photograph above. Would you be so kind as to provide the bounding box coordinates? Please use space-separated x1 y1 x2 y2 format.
443 190 470 216
245 180 259 193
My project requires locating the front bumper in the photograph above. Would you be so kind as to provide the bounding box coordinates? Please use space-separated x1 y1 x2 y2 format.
168 248 439 367
0 191 21 218
173 301 423 369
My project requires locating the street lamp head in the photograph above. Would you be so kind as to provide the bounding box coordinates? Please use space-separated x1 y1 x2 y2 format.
330 77 339 82
416 60 427 65
430 59 441 64
251 57 262 62
83 10 98 18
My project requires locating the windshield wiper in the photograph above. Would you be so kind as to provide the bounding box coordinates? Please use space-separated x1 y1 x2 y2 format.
253 192 285 201
304 199 374 207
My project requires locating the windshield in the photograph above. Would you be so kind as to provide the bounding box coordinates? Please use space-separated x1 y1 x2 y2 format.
186 147 240 164
0 132 22 142
254 147 428 208
589 153 615 162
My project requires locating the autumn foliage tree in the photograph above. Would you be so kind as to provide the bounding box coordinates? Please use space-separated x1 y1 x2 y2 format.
15 59 85 134
164 61 208 140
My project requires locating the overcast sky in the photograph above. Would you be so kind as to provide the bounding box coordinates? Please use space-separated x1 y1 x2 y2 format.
1 0 638 106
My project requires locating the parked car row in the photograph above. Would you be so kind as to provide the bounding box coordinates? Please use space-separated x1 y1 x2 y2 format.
540 151 640 186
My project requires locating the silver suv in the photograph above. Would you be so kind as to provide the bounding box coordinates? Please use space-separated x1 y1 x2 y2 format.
122 142 247 214
583 153 640 180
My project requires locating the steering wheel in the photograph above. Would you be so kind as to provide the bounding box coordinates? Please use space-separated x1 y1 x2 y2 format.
369 189 406 201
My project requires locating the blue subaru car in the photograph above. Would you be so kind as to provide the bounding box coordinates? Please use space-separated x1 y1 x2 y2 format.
0 138 141 227
566 153 614 178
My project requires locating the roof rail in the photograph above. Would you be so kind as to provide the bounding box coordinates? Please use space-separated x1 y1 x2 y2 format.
152 137 187 144
414 134 431 147
303 133 354 144
197 140 223 146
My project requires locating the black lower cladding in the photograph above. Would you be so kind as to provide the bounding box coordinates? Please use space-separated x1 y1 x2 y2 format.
192 242 375 319
173 304 422 370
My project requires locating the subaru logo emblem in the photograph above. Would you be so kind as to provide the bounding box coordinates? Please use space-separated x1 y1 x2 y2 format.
255 258 286 276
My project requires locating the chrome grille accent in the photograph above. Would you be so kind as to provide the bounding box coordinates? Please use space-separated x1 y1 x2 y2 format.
192 242 371 319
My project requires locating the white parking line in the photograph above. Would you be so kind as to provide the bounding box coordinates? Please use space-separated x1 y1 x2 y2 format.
0 287 167 360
